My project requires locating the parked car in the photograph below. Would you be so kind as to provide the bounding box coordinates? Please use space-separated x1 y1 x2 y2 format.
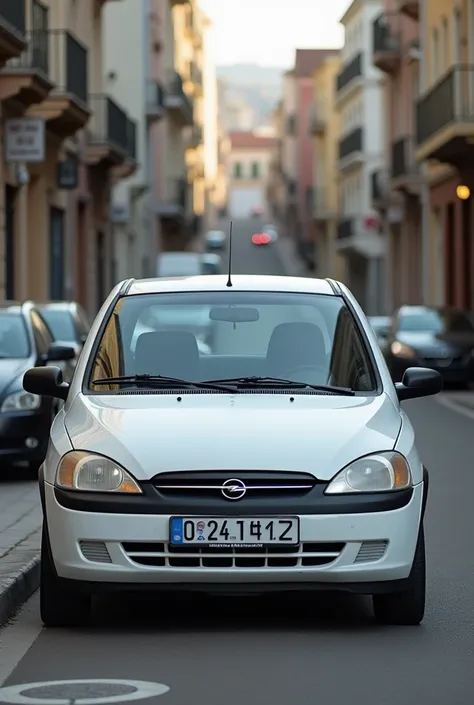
37 301 90 371
0 301 75 471
252 232 271 246
368 316 391 353
156 252 202 278
204 230 226 251
384 305 474 385
201 253 222 275
26 274 441 627
261 224 278 242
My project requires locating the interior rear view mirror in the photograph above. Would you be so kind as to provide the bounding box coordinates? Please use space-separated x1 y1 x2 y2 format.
209 307 260 323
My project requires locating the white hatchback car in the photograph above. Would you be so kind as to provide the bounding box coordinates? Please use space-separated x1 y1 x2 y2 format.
24 275 442 627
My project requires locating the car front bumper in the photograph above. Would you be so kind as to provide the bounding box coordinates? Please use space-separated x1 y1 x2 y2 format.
44 481 424 592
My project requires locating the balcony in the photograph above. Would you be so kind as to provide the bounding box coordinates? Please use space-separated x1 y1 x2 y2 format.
156 177 187 220
336 216 385 258
85 94 130 167
27 30 89 137
391 135 421 192
146 79 165 122
113 117 138 180
415 66 474 164
372 13 400 73
371 169 390 206
339 126 364 165
0 0 26 63
164 70 193 126
396 0 419 20
187 123 203 148
313 187 336 221
336 52 362 97
0 27 53 109
308 100 325 135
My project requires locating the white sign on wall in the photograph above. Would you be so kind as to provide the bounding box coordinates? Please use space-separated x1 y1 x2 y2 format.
5 117 45 163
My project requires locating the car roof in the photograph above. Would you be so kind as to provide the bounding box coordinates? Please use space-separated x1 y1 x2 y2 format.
126 274 336 296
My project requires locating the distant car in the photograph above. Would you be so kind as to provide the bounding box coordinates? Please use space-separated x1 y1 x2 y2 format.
37 301 90 371
251 206 264 217
0 301 75 471
384 305 474 386
252 232 271 246
201 253 222 275
156 252 202 278
262 224 278 242
204 230 226 251
368 316 391 352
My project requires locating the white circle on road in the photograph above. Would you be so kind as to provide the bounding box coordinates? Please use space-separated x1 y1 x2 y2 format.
0 679 170 705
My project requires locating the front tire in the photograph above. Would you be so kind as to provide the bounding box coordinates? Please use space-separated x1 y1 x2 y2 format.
40 524 92 627
372 526 426 626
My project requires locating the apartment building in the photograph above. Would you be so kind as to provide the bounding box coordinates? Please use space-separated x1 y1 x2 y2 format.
0 0 135 314
228 131 275 217
414 0 474 309
335 0 386 314
371 0 422 309
309 55 346 281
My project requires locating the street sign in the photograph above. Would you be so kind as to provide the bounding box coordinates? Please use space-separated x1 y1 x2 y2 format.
57 155 78 189
5 118 45 163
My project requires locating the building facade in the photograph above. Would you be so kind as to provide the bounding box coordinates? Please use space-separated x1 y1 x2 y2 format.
336 0 387 314
0 0 135 315
228 131 275 218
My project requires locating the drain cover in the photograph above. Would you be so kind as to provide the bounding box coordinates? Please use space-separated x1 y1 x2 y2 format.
0 679 170 704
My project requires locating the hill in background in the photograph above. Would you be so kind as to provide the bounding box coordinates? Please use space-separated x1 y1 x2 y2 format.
217 64 284 129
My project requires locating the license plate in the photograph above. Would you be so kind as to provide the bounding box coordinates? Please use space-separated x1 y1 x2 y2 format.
169 517 299 547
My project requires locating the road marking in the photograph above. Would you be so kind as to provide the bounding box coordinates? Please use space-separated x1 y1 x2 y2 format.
436 393 474 420
0 680 170 705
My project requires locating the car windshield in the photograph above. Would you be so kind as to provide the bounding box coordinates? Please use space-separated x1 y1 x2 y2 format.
40 309 76 342
0 313 30 358
398 308 474 333
88 291 377 392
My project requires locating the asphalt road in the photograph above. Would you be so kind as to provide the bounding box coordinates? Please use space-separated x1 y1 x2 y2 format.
1 220 474 704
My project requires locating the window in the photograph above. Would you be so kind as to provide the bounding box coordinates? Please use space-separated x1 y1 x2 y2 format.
30 310 53 354
453 9 461 65
88 291 377 393
251 161 260 179
233 161 242 178
39 309 77 343
0 313 30 358
442 17 449 71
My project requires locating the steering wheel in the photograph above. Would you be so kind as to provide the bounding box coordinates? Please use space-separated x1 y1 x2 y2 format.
281 364 329 382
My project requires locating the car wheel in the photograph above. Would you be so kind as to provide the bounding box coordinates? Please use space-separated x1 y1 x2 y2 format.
372 525 425 626
40 523 92 628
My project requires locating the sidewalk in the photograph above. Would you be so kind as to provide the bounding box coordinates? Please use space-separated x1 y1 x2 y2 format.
0 481 42 626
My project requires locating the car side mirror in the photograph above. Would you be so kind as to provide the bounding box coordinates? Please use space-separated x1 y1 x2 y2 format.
47 343 76 362
23 366 69 401
395 367 443 401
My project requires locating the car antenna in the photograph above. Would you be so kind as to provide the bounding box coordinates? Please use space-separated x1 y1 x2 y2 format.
226 221 233 287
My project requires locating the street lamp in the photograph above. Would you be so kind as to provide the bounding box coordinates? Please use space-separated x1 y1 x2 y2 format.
456 185 470 200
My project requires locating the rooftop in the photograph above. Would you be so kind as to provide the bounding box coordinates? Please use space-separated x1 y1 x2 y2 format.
229 132 276 150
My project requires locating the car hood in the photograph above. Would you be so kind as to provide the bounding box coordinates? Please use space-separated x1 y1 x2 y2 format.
64 392 401 481
0 358 30 398
397 331 474 356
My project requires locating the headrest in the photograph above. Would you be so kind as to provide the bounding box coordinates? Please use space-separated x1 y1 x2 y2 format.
134 331 199 379
266 322 326 370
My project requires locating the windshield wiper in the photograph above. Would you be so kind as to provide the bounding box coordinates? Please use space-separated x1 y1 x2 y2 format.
202 376 355 395
90 374 236 393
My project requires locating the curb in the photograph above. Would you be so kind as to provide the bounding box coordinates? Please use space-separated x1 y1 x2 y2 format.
0 555 40 627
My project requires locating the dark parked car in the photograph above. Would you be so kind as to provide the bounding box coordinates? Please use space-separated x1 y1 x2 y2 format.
37 301 90 348
384 305 474 386
0 301 75 471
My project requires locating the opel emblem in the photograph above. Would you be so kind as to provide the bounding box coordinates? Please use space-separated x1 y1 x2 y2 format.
221 478 247 500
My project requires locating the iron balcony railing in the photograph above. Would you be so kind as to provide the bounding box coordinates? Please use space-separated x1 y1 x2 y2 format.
0 0 26 36
336 52 362 93
47 30 88 103
337 218 353 239
416 65 474 145
339 126 363 160
372 13 400 55
167 70 193 113
126 118 137 160
88 94 128 153
391 136 418 178
146 80 165 111
6 28 48 74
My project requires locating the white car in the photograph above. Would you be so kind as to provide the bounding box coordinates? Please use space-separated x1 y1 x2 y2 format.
24 275 442 627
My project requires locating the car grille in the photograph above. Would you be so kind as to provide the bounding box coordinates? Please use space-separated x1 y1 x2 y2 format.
153 471 318 499
121 541 345 568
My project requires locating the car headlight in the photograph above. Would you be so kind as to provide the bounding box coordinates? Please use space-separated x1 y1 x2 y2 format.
1 391 41 412
55 451 142 493
325 452 412 494
391 342 416 359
